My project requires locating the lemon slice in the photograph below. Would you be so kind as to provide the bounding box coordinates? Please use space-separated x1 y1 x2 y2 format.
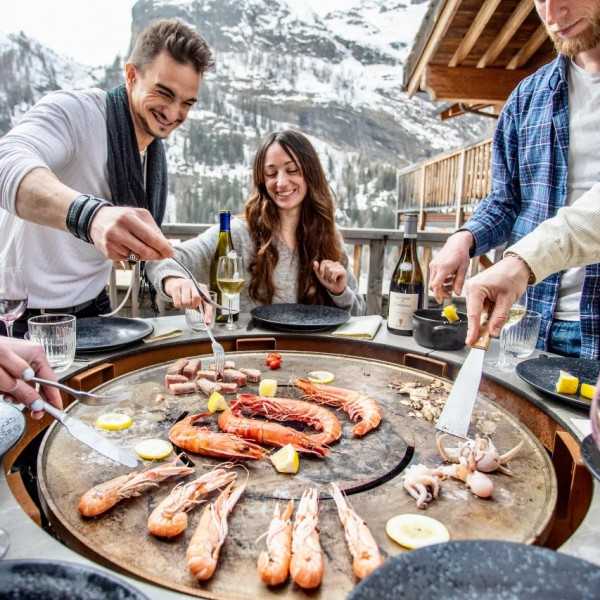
441 304 459 323
135 439 173 461
385 514 449 549
207 391 228 413
580 382 596 400
95 413 133 431
307 370 335 384
259 378 278 397
555 370 579 395
270 444 300 474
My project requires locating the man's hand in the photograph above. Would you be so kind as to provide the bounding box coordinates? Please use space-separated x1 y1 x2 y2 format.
429 231 474 303
313 260 347 295
89 206 174 261
164 277 214 323
0 337 63 420
464 255 531 345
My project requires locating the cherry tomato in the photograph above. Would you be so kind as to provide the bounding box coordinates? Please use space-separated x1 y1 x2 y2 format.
265 353 282 369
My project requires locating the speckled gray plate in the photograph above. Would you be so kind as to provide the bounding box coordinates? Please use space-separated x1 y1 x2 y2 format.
0 401 25 456
349 541 600 600
76 317 153 353
250 303 350 332
516 355 599 411
0 559 149 599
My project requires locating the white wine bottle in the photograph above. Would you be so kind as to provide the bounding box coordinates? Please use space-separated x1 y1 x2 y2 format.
210 211 239 323
387 214 423 336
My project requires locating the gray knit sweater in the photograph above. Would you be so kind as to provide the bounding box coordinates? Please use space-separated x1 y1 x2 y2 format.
146 218 366 315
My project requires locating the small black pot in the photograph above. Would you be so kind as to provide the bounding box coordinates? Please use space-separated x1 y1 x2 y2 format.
412 309 467 351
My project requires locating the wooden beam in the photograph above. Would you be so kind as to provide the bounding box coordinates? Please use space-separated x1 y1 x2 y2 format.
407 0 464 96
423 65 531 104
506 24 548 69
477 0 534 68
449 0 502 67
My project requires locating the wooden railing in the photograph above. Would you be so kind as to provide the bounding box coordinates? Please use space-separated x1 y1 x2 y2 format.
398 137 493 229
110 225 494 317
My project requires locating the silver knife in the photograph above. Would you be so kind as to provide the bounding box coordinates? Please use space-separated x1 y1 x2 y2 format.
435 313 492 439
30 397 138 468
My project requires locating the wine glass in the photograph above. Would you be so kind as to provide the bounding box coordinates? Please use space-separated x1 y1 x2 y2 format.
0 267 28 337
216 254 244 331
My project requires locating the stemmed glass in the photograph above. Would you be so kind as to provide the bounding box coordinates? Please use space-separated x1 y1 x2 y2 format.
216 254 244 331
0 267 28 337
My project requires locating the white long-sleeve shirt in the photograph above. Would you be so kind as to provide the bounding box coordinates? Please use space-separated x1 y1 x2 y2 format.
507 182 600 282
0 89 112 309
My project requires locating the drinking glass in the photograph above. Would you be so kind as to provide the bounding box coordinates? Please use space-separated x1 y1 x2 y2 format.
185 291 217 332
216 255 244 331
591 381 600 454
489 291 527 369
0 267 28 337
27 314 76 373
497 310 542 371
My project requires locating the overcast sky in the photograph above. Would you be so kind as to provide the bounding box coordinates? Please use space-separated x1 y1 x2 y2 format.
2 0 352 66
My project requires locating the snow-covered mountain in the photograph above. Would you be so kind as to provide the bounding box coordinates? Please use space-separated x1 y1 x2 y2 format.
0 0 492 227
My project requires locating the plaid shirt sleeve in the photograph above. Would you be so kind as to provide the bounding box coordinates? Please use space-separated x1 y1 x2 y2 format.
462 98 522 256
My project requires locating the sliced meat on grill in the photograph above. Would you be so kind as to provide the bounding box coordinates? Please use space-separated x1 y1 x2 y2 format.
183 358 202 378
219 382 239 394
196 378 223 396
167 358 188 375
165 374 189 387
239 368 261 383
196 370 218 382
222 369 247 386
208 360 236 371
168 381 198 395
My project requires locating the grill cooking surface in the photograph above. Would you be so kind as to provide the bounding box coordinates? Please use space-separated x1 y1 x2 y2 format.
38 351 557 599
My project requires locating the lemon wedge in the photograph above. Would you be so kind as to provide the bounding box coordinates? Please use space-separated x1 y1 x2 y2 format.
134 439 173 461
95 413 133 431
207 391 228 413
307 370 335 384
580 382 596 400
259 378 278 397
555 370 579 395
385 514 449 549
441 304 460 323
270 444 300 474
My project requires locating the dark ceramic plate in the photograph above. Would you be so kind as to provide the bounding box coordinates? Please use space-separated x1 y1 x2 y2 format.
516 355 599 411
0 402 25 456
250 304 350 333
582 435 600 482
0 559 149 599
76 317 153 353
349 541 600 600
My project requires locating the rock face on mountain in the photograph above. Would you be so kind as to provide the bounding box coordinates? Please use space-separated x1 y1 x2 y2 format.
0 0 492 227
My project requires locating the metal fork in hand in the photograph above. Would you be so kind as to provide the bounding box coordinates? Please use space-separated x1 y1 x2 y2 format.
197 305 226 379
24 372 130 406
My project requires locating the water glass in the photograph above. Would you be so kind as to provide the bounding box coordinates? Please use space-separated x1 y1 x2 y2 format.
27 314 76 373
497 310 542 371
185 291 217 332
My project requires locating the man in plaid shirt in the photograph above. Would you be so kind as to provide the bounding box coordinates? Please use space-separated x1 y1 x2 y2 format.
430 0 600 360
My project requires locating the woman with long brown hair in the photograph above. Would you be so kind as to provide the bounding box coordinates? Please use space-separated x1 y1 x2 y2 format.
147 129 365 316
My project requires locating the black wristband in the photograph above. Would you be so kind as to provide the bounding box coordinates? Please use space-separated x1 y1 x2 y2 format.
66 195 111 244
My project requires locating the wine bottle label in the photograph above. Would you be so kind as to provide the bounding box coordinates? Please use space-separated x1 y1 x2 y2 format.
388 292 419 331
221 294 240 315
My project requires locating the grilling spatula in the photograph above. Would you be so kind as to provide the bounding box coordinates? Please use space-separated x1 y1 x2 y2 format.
435 310 492 439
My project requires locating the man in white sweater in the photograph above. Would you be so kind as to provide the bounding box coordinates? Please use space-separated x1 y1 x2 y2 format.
0 19 213 334
465 183 600 344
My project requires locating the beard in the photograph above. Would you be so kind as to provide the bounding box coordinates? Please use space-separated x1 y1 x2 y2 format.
548 10 600 57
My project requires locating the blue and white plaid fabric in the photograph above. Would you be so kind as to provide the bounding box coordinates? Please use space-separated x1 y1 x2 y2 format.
463 54 600 359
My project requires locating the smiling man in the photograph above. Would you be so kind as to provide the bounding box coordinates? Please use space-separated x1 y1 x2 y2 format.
0 20 213 335
429 0 600 359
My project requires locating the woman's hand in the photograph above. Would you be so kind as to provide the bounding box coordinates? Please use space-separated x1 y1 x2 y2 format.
313 260 347 295
164 277 214 324
0 337 63 420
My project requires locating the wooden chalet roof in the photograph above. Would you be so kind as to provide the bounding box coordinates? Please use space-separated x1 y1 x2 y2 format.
404 0 557 113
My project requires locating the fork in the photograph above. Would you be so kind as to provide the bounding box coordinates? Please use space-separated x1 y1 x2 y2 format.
197 304 226 379
22 371 130 406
